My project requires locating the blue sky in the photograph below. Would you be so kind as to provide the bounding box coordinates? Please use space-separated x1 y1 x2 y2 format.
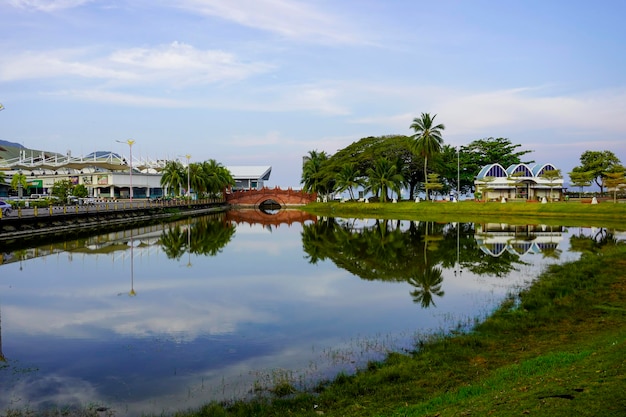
1 0 625 187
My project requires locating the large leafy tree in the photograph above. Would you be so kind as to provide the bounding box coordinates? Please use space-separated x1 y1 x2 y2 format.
325 135 422 200
575 150 621 194
410 113 445 201
50 179 74 202
463 137 534 171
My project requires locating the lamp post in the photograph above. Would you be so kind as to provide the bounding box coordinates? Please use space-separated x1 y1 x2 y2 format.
186 154 191 198
116 139 135 202
456 146 460 202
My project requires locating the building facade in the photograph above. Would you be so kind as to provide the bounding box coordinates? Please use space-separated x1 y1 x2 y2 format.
474 163 564 201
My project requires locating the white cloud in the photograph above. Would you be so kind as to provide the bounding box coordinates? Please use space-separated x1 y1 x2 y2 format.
49 89 189 107
350 84 626 143
0 42 273 87
7 0 92 12
175 0 365 44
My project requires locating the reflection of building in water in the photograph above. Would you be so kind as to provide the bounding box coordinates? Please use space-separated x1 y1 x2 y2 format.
475 223 564 257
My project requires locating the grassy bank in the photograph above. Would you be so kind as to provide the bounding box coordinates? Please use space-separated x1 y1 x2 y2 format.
168 237 626 416
300 200 626 229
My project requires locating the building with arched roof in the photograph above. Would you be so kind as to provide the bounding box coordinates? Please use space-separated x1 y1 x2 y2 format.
474 162 564 201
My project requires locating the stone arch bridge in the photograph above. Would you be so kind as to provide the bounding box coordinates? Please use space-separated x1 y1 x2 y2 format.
225 187 317 207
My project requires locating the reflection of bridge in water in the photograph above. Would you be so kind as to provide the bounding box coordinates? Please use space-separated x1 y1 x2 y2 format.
226 209 317 228
226 208 317 227
475 223 564 257
225 187 317 207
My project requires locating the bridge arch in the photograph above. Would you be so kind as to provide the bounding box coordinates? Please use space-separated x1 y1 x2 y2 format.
225 187 316 207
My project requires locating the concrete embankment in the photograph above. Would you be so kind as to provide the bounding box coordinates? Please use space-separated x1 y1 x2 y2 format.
0 201 228 247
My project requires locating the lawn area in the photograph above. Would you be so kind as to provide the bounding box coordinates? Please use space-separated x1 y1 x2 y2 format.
300 200 626 229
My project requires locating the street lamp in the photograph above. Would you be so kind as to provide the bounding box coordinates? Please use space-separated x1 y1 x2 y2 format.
186 154 191 198
116 139 135 201
456 146 460 202
0 103 4 111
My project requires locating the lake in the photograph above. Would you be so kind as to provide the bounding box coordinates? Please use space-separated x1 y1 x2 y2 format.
0 210 619 416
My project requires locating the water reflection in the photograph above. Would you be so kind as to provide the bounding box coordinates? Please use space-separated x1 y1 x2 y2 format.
301 219 537 307
0 212 623 416
160 214 235 259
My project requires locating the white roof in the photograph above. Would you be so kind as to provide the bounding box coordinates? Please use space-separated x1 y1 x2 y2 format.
227 165 272 180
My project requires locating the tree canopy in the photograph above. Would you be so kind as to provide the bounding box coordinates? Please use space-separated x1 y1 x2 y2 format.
574 150 622 194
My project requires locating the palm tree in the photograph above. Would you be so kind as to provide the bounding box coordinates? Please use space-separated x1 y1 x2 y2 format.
160 160 185 196
366 158 403 202
335 163 362 200
10 172 29 198
188 162 205 195
301 150 331 198
201 159 234 197
410 113 445 201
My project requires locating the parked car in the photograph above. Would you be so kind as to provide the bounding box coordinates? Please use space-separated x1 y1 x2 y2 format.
80 197 96 205
0 200 13 216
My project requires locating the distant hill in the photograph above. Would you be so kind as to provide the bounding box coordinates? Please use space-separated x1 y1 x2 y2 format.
0 140 25 149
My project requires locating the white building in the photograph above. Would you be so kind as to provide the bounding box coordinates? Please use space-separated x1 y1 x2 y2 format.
474 163 565 201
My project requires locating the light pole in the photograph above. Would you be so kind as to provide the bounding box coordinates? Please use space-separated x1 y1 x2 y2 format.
116 139 135 201
456 146 460 202
186 154 191 198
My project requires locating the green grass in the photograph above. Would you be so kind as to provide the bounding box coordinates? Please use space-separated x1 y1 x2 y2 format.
300 200 626 229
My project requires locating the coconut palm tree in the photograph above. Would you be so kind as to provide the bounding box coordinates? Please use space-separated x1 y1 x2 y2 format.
10 172 29 198
301 150 331 198
410 113 445 201
201 159 234 197
335 163 362 200
188 162 205 195
366 157 404 202
160 160 185 196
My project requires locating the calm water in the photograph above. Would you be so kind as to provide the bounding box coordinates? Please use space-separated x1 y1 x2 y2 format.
0 211 619 416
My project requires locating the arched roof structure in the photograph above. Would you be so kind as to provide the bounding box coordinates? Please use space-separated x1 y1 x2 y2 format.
476 162 560 180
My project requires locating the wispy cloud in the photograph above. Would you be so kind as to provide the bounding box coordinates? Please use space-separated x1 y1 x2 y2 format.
350 84 626 141
48 89 189 108
175 0 366 44
7 0 92 12
0 42 273 86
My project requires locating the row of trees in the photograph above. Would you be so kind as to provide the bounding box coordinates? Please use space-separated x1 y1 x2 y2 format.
302 113 626 202
301 113 535 201
159 159 234 198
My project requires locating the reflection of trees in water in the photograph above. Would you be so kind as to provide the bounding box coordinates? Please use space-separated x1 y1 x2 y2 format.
569 227 621 255
301 219 535 307
302 219 457 308
160 217 235 259
408 266 444 308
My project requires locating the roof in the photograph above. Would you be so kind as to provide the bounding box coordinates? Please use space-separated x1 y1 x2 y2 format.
476 162 561 180
227 166 272 181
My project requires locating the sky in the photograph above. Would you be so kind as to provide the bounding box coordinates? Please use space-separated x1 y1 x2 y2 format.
1 0 625 188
